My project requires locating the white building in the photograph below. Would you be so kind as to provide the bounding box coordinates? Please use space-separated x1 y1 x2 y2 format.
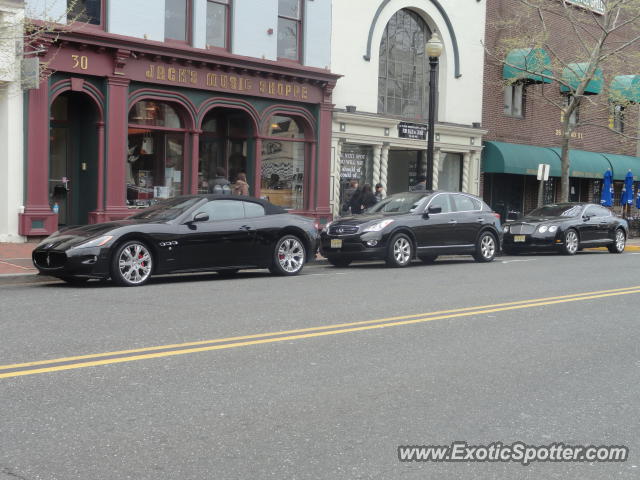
330 0 487 216
0 0 24 242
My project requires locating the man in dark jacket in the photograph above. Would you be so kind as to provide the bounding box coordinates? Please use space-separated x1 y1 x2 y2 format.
410 175 427 191
341 179 359 214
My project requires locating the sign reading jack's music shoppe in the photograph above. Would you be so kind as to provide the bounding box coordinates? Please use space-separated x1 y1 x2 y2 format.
565 0 605 15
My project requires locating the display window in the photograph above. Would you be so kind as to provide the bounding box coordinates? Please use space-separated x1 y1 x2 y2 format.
261 115 306 210
127 101 187 207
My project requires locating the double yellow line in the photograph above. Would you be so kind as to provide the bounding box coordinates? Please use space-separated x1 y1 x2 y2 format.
2 285 640 379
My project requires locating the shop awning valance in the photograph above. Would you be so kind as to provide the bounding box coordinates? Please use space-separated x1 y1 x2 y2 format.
547 148 611 179
610 75 640 103
600 153 640 180
560 63 603 95
482 141 562 177
503 48 552 84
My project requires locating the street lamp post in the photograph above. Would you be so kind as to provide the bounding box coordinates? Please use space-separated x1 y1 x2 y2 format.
425 32 443 190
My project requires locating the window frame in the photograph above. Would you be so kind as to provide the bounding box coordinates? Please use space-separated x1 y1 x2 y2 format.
425 193 453 214
611 103 625 133
67 0 105 29
452 194 482 212
277 0 304 63
164 0 192 45
206 0 231 51
503 83 525 118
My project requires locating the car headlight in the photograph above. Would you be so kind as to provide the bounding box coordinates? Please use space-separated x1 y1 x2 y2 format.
503 224 510 233
538 225 548 233
74 235 114 249
363 219 394 232
548 225 558 233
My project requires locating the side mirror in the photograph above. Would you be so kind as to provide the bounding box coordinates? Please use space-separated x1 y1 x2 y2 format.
582 215 590 222
192 212 209 223
423 205 441 218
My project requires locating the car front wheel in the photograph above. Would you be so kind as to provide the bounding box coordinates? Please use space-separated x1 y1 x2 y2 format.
561 229 579 255
608 228 626 254
269 235 306 276
473 232 497 262
386 233 413 267
111 240 153 287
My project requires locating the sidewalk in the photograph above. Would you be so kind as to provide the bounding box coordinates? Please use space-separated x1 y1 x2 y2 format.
1 237 640 286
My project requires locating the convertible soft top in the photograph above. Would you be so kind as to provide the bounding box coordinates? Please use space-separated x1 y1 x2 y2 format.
184 194 288 215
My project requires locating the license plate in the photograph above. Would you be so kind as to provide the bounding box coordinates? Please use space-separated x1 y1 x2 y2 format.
513 235 526 242
330 239 343 249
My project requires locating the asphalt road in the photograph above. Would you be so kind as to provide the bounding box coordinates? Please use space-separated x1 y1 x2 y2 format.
1 251 639 479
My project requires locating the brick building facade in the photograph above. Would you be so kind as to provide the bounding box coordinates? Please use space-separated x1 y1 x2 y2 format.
482 0 640 220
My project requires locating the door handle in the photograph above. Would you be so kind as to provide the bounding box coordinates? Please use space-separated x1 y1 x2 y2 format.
476 218 484 223
239 225 253 231
448 220 457 224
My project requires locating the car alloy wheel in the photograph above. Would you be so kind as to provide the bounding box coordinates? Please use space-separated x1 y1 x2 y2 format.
608 229 626 254
386 234 413 267
270 235 305 276
562 229 579 255
111 240 153 286
474 232 497 262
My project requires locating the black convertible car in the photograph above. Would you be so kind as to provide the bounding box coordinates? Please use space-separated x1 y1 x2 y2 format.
32 195 319 286
502 202 628 255
320 191 502 267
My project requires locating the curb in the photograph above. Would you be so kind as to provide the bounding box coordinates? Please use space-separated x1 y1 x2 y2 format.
0 273 58 286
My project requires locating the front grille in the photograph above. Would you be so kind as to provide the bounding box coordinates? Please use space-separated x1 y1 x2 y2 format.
509 224 536 235
33 251 67 269
329 225 359 235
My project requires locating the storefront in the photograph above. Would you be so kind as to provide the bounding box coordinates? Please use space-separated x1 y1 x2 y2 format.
482 141 640 219
19 35 338 236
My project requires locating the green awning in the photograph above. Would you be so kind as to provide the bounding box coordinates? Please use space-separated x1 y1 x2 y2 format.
610 75 640 103
503 48 552 84
560 63 603 94
483 141 561 176
547 148 611 179
600 153 640 180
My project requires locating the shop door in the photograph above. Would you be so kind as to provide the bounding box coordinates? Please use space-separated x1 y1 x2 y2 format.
49 93 98 226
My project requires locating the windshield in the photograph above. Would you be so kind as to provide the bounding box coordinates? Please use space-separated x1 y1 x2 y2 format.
366 193 427 214
528 204 583 218
128 197 202 221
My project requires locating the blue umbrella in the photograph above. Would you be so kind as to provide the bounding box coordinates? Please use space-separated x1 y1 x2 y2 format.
620 170 634 205
637 182 640 209
601 169 613 207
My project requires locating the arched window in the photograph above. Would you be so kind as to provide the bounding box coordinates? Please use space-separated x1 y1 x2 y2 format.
127 100 186 206
261 115 306 209
378 9 431 119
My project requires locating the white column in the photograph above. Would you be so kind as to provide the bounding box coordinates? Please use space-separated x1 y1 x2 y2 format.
380 143 390 193
372 144 382 185
432 148 441 190
462 152 471 193
331 139 343 218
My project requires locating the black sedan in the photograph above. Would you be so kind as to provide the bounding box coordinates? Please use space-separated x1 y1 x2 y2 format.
320 191 502 267
32 195 319 286
502 202 628 255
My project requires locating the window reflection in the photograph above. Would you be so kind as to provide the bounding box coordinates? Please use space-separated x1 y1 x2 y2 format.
277 0 301 60
207 0 229 48
165 0 187 41
68 0 101 25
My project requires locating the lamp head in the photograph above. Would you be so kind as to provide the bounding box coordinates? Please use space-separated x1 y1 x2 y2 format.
425 31 443 58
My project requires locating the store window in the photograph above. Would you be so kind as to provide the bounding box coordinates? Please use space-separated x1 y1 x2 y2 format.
378 9 431 119
127 101 186 207
611 104 625 133
207 0 230 49
165 0 189 42
339 144 373 205
438 153 462 192
504 83 524 117
261 115 306 209
278 0 302 60
68 0 102 26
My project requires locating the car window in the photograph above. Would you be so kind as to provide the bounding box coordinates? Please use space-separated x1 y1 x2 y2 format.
193 200 245 221
452 194 480 212
582 206 596 218
243 201 265 218
427 194 451 213
592 206 612 217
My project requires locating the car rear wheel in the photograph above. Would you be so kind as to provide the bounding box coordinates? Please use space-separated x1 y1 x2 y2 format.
561 229 579 255
111 240 153 287
269 235 306 276
327 256 352 267
386 233 413 267
418 255 437 264
473 232 497 262
608 228 626 253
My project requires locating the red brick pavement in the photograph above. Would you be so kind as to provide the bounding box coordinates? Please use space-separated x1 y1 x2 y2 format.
0 242 38 275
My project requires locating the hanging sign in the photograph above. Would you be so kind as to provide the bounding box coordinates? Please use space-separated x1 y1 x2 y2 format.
398 122 428 140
